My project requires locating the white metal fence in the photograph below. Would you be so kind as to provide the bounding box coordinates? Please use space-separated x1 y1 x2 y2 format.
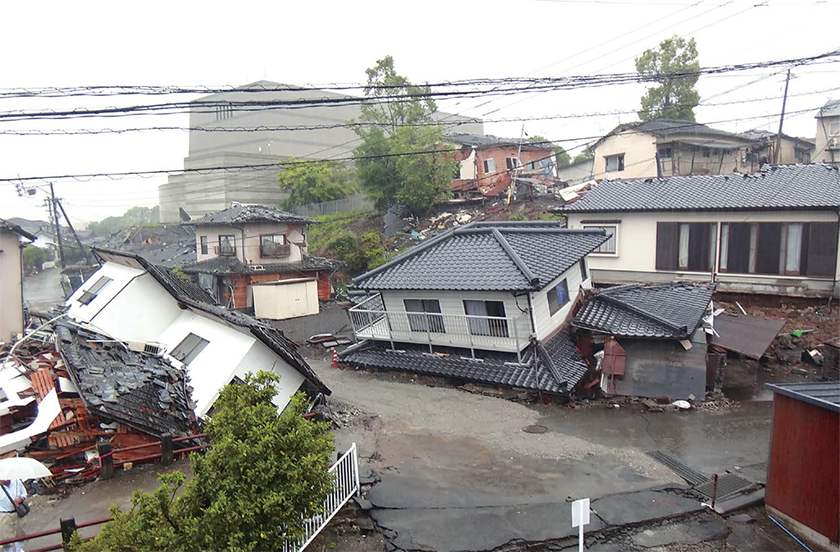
282 442 361 552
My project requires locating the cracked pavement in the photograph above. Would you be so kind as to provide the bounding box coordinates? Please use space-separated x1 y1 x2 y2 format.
312 360 774 552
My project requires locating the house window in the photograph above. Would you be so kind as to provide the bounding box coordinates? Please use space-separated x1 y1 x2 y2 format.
794 148 810 163
78 276 112 305
483 158 496 174
658 146 673 159
506 157 521 170
463 300 508 337
404 299 445 333
604 154 625 173
170 333 210 365
260 234 289 258
721 222 837 277
200 236 208 255
829 121 840 136
218 235 236 256
215 104 234 121
580 259 588 282
585 225 617 254
547 279 570 317
527 161 537 171
655 222 716 272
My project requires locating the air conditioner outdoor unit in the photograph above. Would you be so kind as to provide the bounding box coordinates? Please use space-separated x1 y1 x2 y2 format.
252 265 265 271
828 137 839 150
127 341 163 356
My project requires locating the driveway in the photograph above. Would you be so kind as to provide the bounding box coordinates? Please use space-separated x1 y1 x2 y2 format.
311 360 774 552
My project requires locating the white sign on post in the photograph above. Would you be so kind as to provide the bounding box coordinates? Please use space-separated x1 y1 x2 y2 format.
571 498 590 552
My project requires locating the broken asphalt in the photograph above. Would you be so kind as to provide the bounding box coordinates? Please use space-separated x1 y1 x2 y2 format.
316 360 774 552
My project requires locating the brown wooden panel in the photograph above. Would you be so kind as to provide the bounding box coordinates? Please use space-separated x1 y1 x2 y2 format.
806 222 839 277
656 222 679 271
727 223 752 274
756 223 782 275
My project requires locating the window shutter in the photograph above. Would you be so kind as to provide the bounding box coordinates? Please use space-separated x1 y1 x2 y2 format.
655 222 679 271
806 222 839 277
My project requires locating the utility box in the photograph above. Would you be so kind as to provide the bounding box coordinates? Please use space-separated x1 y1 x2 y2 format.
252 278 319 320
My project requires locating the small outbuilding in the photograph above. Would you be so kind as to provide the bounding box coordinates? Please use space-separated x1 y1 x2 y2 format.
765 382 839 549
252 277 320 320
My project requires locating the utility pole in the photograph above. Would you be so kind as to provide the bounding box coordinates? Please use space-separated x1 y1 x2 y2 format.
55 199 92 265
49 183 66 269
773 69 791 165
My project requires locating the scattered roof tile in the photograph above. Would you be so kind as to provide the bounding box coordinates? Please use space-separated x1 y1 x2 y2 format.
562 164 840 213
185 204 314 226
0 218 37 241
181 255 339 275
573 283 714 339
447 133 554 150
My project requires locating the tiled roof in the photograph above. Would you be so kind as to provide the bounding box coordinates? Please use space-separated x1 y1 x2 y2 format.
185 204 314 226
447 133 553 150
340 332 588 394
0 218 37 241
818 99 840 118
620 119 752 141
573 283 714 339
181 255 339 275
55 321 195 437
562 164 840 213
354 222 608 292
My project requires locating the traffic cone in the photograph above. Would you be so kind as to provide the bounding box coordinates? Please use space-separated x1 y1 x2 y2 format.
331 348 338 367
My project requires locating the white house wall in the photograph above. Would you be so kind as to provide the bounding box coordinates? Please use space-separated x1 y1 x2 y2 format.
567 210 840 297
0 230 25 341
380 289 526 324
230 341 305 412
66 264 183 343
194 222 305 265
530 261 589 340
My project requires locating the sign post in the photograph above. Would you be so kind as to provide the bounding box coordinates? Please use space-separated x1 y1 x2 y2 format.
571 498 590 552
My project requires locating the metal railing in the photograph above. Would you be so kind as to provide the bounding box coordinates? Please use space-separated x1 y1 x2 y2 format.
348 304 530 356
282 442 361 552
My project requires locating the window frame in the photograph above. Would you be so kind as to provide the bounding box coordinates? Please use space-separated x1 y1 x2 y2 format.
259 234 289 258
505 157 521 171
547 279 570 317
604 153 625 173
199 236 208 255
218 234 236 256
583 225 618 255
78 276 113 305
170 333 210 365
463 300 508 338
404 299 445 334
482 158 496 174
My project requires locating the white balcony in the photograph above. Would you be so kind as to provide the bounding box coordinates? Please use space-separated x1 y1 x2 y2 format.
348 295 531 356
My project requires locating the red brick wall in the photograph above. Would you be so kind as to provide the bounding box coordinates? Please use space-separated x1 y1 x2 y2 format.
765 394 839 542
233 270 332 308
473 146 552 196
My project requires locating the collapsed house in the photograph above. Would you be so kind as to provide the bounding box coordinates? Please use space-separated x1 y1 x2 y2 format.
341 221 609 396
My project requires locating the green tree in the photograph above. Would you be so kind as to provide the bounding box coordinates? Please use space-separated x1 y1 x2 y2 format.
73 372 334 552
87 206 160 236
354 56 456 212
22 245 46 271
572 148 594 164
635 35 700 122
277 159 356 208
529 136 569 168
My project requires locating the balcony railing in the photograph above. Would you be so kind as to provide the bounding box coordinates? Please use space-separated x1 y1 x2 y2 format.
348 296 531 357
261 243 292 258
215 245 236 257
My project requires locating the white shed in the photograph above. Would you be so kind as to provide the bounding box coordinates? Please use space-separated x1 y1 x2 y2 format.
252 277 320 320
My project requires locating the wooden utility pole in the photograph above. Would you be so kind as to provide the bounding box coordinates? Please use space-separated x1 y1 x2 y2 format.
49 182 66 269
773 69 791 165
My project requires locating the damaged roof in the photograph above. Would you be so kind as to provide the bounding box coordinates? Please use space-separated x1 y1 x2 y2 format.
340 331 588 394
0 218 37 241
354 222 608 292
447 133 554 150
610 119 753 141
562 164 840 213
573 283 715 339
55 321 195 437
184 204 314 226
181 255 339 275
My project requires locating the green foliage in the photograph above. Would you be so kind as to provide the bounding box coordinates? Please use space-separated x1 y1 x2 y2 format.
508 212 527 222
306 211 389 274
73 372 334 552
554 147 571 168
572 148 594 164
87 206 160 236
354 56 456 212
22 245 47 271
537 212 560 221
171 266 189 281
277 159 356 208
636 35 700 122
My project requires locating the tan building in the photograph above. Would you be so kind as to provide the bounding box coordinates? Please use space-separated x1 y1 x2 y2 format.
591 119 756 180
0 220 36 342
813 99 840 164
739 129 814 169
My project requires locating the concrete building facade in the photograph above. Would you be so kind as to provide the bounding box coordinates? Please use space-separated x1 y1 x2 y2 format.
0 220 36 342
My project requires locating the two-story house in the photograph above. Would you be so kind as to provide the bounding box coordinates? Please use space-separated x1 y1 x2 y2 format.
562 164 840 298
0 219 36 342
181 203 337 318
814 99 839 164
340 221 609 396
66 248 330 418
448 134 557 200
591 119 756 180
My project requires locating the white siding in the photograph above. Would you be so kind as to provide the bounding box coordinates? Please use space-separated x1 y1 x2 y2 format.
380 289 526 322
230 342 305 412
530 261 589 340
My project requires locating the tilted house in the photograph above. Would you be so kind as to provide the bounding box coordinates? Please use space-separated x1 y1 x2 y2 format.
562 164 840 298
341 222 608 395
572 283 715 400
65 248 330 418
181 203 338 318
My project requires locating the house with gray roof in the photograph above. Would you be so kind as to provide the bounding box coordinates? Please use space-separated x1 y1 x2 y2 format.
562 163 840 298
572 283 715 400
182 203 338 317
814 98 839 164
341 221 609 395
591 119 757 181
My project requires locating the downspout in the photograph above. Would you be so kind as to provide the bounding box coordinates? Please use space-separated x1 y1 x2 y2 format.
18 242 26 335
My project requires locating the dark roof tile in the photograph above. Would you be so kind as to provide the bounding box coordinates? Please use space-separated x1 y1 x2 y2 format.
185 204 313 226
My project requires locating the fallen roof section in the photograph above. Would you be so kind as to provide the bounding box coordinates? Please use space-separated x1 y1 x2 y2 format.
709 314 786 360
354 221 608 292
0 218 37 241
766 382 840 413
184 203 314 226
573 283 715 340
180 254 339 275
55 321 195 437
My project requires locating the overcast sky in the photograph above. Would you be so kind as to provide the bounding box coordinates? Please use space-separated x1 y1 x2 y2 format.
0 0 837 225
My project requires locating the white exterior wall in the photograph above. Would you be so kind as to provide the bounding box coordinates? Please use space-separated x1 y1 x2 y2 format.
65 264 183 343
567 210 840 297
530 261 590 340
593 132 658 180
253 280 319 320
230 342 305 412
459 149 477 179
195 222 306 264
380 289 525 323
0 230 25 341
814 113 839 163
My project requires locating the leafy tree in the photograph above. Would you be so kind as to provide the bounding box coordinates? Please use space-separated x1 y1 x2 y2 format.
87 206 160 236
354 56 456 212
635 35 700 122
277 159 356 208
22 245 47 271
528 136 569 168
572 148 594 164
72 372 334 552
